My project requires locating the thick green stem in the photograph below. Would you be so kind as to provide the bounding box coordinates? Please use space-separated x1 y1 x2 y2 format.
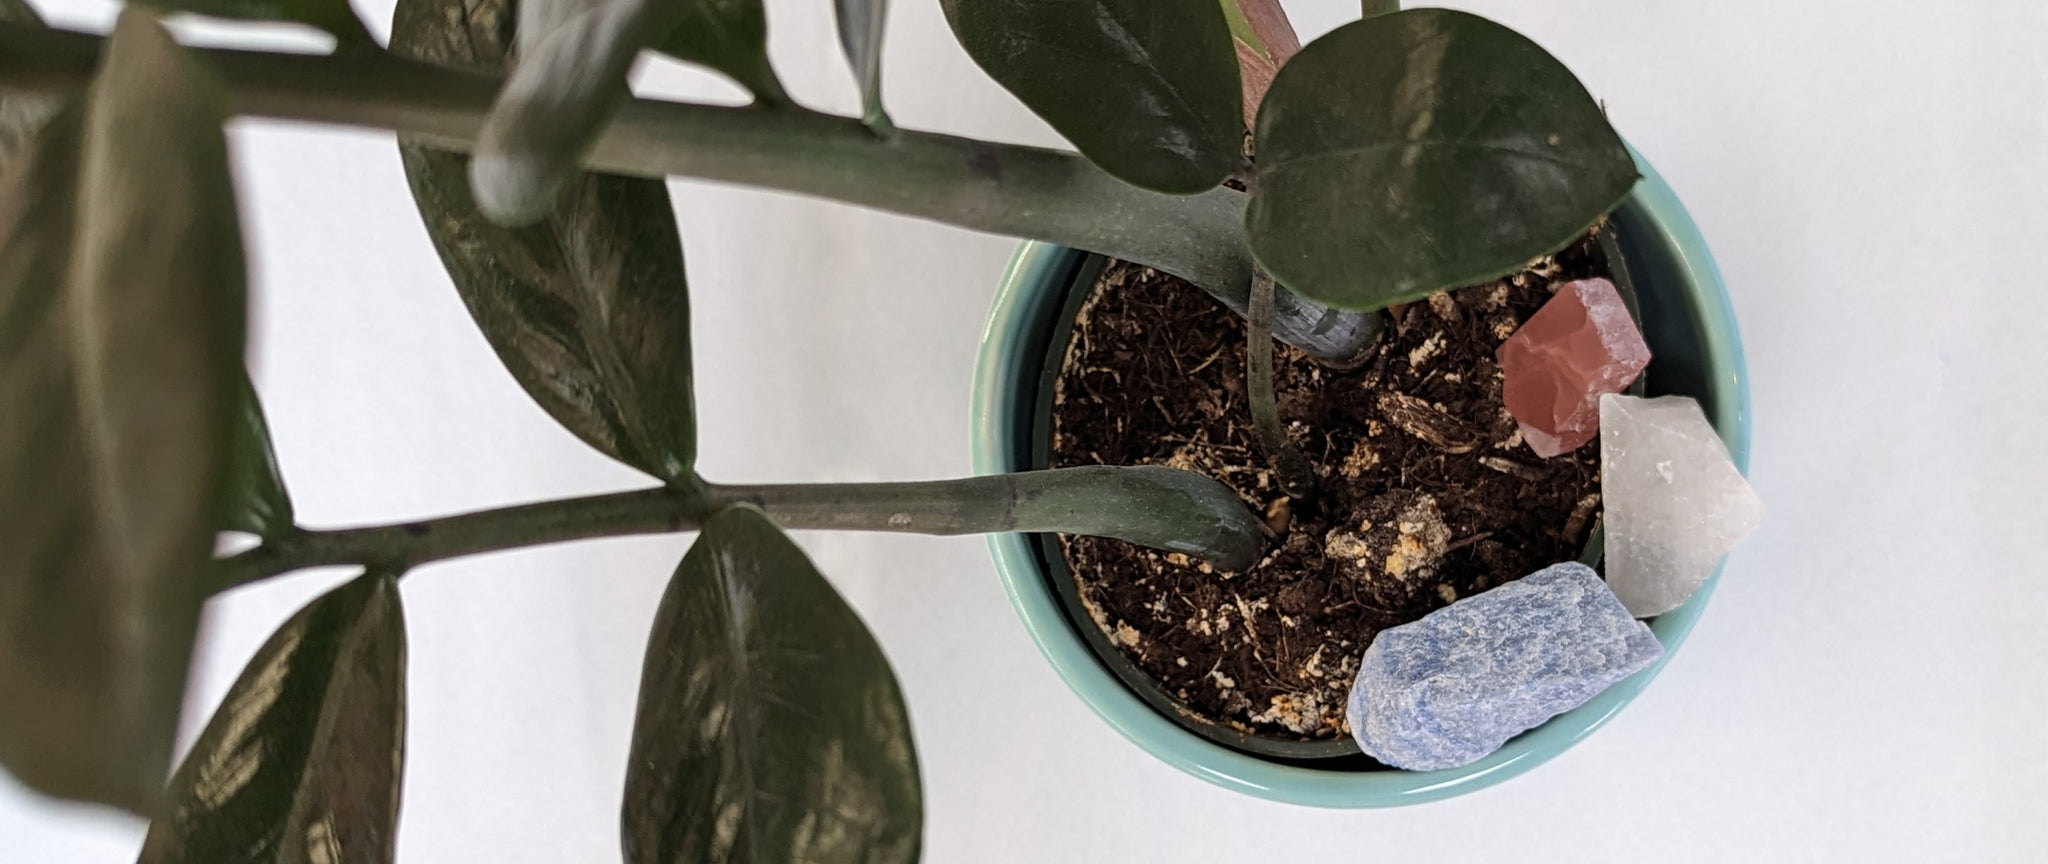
1362 0 1401 18
0 23 1375 361
206 487 705 594
720 466 1262 569
209 467 1264 594
1247 269 1316 497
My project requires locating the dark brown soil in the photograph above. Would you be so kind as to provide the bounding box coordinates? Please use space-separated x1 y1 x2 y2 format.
1050 233 1611 741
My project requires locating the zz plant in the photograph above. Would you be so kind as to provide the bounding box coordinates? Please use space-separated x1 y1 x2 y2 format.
0 0 1634 859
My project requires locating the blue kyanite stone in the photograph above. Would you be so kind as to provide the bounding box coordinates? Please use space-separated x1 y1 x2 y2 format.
1346 562 1663 771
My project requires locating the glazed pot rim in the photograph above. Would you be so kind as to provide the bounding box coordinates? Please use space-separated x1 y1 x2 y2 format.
968 143 1750 808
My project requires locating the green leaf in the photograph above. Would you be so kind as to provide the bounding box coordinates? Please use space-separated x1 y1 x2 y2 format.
1245 9 1636 311
623 505 921 864
395 0 698 483
1361 0 1399 17
137 0 374 44
940 0 1242 194
0 9 245 813
222 373 295 540
653 0 788 105
834 0 889 130
138 572 407 864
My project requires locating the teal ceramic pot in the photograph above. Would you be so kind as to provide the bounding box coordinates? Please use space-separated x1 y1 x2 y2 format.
969 146 1750 807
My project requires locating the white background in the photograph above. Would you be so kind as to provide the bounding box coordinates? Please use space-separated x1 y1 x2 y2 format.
5 0 2045 861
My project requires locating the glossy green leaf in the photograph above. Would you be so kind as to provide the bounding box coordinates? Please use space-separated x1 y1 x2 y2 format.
1246 9 1636 311
834 0 889 130
138 572 406 864
624 505 921 864
222 373 295 540
395 0 698 483
654 0 788 105
0 10 244 813
940 0 1241 194
137 0 373 44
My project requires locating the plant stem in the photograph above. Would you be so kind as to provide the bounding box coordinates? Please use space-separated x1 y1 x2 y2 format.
0 23 1375 362
207 487 705 594
209 467 1265 594
715 466 1261 568
1246 269 1317 497
1362 0 1401 18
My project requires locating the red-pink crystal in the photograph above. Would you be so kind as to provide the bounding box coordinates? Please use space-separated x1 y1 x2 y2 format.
1496 278 1651 458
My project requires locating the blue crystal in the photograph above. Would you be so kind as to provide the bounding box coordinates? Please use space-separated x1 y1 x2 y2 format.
1346 562 1663 771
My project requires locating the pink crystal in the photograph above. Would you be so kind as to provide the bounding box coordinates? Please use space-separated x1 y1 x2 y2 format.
1496 278 1651 458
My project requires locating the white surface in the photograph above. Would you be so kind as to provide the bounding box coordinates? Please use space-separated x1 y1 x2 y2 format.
5 0 2046 861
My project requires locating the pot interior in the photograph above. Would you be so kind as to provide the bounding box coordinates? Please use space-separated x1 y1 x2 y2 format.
1004 210 1714 767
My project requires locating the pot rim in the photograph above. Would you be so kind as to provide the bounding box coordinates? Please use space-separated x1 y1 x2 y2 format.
969 143 1750 807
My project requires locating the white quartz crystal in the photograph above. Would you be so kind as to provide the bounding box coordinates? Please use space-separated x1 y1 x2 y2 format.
1599 394 1763 617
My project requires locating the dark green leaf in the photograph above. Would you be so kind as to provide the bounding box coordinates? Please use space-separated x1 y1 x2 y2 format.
1361 0 1399 17
0 10 244 813
940 0 1242 194
624 505 921 864
834 0 889 130
395 0 698 483
1246 9 1636 310
139 572 407 864
654 0 788 105
138 0 373 44
222 373 295 540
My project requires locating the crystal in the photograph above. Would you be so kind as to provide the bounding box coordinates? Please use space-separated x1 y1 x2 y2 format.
1599 394 1763 617
1496 277 1651 457
1346 562 1662 771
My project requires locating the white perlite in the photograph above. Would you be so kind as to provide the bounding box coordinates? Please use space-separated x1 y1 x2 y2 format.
1599 394 1763 617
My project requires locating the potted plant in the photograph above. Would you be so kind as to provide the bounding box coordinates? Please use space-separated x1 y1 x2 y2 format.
0 0 1753 859
970 4 1754 804
974 154 1750 805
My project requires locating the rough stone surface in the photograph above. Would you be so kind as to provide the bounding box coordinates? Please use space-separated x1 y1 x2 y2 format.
1346 562 1663 771
1496 277 1651 457
1600 394 1764 617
